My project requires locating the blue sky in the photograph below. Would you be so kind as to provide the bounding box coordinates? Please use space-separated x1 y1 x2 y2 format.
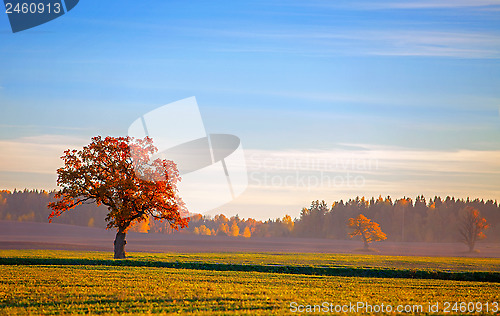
1 0 499 219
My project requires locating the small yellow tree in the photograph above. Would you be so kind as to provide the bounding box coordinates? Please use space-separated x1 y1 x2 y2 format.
198 225 212 236
217 223 229 236
242 226 251 238
348 214 387 249
282 214 294 233
230 222 240 237
129 216 150 233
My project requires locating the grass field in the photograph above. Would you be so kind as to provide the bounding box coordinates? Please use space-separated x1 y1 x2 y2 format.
0 250 499 315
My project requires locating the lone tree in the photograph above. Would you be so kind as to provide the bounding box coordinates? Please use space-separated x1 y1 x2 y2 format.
459 207 489 252
348 214 387 249
48 136 189 259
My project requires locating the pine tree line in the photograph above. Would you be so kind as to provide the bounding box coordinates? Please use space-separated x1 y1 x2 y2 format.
0 190 498 242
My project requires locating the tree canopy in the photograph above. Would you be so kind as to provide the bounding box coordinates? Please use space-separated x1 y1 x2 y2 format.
47 136 189 258
348 214 387 249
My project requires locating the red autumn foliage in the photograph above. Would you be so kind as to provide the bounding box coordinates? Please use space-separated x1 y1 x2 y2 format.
48 136 189 258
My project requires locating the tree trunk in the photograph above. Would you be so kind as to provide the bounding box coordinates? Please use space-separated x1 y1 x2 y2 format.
362 233 369 249
468 242 475 253
114 229 127 259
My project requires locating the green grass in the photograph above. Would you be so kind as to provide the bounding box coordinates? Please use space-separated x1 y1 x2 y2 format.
0 250 499 315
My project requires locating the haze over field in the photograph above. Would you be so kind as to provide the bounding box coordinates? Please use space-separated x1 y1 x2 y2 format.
2 221 499 258
1 0 499 219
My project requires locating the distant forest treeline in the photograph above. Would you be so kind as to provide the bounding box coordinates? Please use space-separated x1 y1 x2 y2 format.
0 190 499 243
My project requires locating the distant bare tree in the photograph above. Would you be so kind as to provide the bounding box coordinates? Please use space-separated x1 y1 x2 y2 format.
459 207 489 252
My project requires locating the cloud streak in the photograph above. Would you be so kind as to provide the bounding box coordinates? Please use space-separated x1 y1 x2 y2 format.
208 28 500 58
372 0 500 9
0 135 88 176
1 136 498 219
246 146 500 175
363 31 500 58
214 145 500 219
301 0 500 10
245 146 500 201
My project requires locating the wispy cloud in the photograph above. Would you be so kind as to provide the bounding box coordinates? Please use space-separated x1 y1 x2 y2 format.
208 28 500 58
0 135 88 175
301 0 500 10
244 146 500 199
213 145 500 219
0 124 94 132
246 146 500 175
371 0 500 9
362 31 500 58
2 138 498 219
